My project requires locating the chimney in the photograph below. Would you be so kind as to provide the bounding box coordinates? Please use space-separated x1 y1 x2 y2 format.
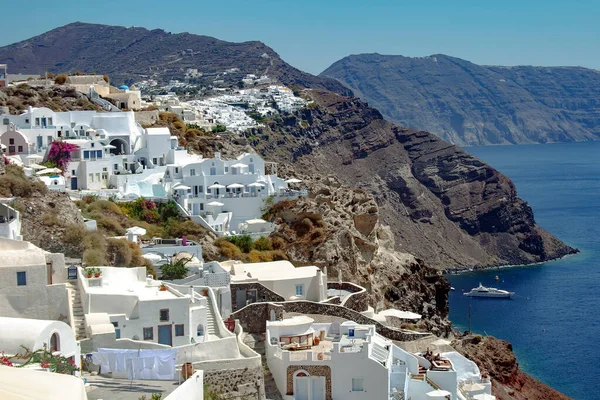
214 152 221 160
189 286 195 303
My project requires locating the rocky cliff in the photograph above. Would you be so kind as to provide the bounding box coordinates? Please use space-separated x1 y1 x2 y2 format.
250 89 577 270
453 335 571 400
0 22 350 95
321 53 600 145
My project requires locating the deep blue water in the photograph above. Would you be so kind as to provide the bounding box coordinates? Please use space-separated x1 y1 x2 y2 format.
447 141 600 400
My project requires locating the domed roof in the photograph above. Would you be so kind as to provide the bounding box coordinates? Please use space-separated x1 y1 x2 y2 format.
118 85 129 90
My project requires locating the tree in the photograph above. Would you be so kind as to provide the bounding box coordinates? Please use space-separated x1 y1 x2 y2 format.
160 257 191 280
211 124 227 133
47 141 79 172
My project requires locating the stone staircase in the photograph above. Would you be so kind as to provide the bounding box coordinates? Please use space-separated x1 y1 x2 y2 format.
205 291 217 336
68 283 87 340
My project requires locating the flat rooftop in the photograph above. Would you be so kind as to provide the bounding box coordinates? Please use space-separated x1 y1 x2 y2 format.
86 281 182 301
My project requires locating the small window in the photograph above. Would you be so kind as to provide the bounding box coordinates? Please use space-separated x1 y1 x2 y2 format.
352 378 364 392
295 284 304 296
9 138 14 145
200 203 204 211
102 167 107 172
17 146 23 152
91 143 95 148
48 118 53 125
143 327 153 340
35 118 40 126
175 167 179 174
224 167 228 173
153 158 158 165
112 321 119 327
17 271 27 286
71 170 76 175
197 325 204 336
89 173 94 182
25 118 29 124
190 169 195 176
115 328 121 339
97 150 102 157
84 151 89 159
159 309 170 322
175 324 184 337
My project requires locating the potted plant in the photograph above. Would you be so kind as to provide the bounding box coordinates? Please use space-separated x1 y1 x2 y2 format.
159 284 168 292
202 288 209 296
85 267 94 278
94 268 101 278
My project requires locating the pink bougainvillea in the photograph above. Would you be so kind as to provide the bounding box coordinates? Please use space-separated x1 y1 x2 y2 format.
47 141 79 173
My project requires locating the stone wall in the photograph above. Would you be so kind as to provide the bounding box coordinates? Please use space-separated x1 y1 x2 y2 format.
327 282 368 312
232 300 431 342
286 365 332 400
233 302 284 334
230 282 285 313
134 109 159 126
204 366 265 400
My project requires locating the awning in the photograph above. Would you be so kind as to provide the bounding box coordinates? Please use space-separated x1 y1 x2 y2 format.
231 163 247 168
207 184 225 189
173 185 191 190
36 167 62 175
104 144 117 149
378 309 422 320
126 226 147 236
427 389 451 398
227 183 244 189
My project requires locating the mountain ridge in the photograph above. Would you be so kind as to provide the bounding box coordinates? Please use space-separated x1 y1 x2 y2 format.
321 53 600 145
0 22 352 95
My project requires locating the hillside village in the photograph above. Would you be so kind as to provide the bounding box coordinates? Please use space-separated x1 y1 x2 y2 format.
0 67 498 400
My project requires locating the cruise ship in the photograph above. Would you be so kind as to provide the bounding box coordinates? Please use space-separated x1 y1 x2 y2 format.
463 283 514 298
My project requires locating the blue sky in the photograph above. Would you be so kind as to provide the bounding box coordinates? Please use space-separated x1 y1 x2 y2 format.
1 0 598 74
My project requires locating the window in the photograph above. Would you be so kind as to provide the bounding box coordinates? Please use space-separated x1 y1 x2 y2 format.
16 271 26 286
48 118 53 126
50 333 59 352
95 173 100 182
2 118 8 125
143 327 153 340
9 138 14 145
91 143 95 148
190 169 196 176
114 164 118 170
89 173 94 183
17 146 23 153
175 167 179 174
197 325 204 336
200 203 204 211
175 324 184 337
153 158 158 165
159 309 170 322
352 378 364 392
115 329 121 339
295 284 304 296
72 170 76 175
102 167 107 172
25 118 29 124
35 118 40 126
97 150 102 158
112 321 119 327
224 167 228 173
210 167 216 175
83 151 89 159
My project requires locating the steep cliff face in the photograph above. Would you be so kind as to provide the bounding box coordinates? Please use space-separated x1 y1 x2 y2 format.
453 335 571 400
251 90 576 270
266 169 451 336
321 53 600 145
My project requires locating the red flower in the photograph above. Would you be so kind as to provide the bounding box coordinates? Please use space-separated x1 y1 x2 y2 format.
69 359 75 365
41 361 50 368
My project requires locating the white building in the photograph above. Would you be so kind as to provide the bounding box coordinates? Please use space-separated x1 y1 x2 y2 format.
224 260 327 305
0 317 81 370
0 238 71 322
265 317 493 400
0 198 21 240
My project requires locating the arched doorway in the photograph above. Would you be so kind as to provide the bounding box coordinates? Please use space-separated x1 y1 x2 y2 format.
196 324 204 337
50 332 60 352
109 138 129 155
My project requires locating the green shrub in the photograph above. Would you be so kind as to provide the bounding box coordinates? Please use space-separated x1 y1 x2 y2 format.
226 235 253 253
160 257 191 280
253 237 272 251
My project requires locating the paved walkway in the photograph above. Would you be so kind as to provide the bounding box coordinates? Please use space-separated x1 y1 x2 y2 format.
85 374 179 400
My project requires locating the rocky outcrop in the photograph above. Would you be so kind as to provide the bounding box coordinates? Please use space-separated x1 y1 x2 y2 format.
453 335 571 400
266 173 451 336
321 53 600 145
253 90 576 270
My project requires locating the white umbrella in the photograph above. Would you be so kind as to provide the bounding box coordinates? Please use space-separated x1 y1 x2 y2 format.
142 253 163 262
104 144 117 149
426 389 451 398
174 185 191 190
231 163 247 168
473 394 496 400
26 154 44 160
227 183 244 189
207 201 224 207
28 163 46 170
207 183 226 189
462 383 485 392
126 226 147 236
36 167 62 175
0 143 6 150
285 178 302 183
247 182 265 187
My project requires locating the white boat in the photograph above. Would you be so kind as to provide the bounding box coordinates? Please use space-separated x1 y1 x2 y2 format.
463 283 514 298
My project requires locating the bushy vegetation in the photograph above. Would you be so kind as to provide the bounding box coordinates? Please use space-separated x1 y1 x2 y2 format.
0 164 47 197
160 257 191 280
215 235 287 263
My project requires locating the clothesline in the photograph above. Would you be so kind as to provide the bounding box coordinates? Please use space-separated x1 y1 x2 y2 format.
92 348 178 380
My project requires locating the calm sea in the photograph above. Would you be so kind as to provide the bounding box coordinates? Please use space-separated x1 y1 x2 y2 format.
447 141 600 400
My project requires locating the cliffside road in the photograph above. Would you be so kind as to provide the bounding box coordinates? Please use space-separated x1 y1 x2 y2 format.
321 53 600 145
